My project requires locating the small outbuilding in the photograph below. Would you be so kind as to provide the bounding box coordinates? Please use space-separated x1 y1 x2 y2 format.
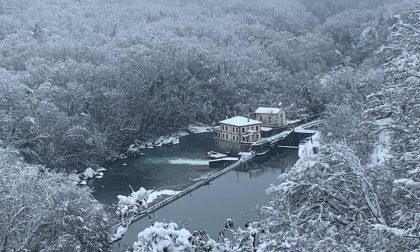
254 105 287 127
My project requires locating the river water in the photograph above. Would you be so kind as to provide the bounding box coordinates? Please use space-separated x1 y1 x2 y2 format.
90 133 299 251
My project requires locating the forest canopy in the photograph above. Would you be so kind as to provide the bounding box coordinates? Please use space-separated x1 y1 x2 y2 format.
0 0 419 251
0 0 415 170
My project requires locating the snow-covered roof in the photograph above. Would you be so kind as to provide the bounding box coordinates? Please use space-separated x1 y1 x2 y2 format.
255 107 282 114
220 116 261 126
261 126 273 132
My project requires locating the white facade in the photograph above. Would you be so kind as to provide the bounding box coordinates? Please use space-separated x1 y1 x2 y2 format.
214 116 262 143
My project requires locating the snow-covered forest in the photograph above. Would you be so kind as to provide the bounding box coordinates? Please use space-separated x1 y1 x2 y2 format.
0 0 419 251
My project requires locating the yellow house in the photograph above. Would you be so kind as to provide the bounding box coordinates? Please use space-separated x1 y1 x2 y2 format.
214 116 262 153
255 106 287 127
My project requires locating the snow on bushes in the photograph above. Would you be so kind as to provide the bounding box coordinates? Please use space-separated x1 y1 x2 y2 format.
113 187 181 241
132 222 233 252
131 219 268 252
133 222 194 252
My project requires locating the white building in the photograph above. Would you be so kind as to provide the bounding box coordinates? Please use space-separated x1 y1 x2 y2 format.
214 116 262 153
254 106 287 127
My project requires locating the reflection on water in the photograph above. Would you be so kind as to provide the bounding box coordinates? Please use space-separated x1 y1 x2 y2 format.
112 149 298 251
90 133 299 251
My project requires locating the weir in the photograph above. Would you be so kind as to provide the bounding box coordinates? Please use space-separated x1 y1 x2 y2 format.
110 119 321 241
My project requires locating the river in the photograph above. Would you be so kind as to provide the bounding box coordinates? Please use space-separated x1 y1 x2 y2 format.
90 132 299 251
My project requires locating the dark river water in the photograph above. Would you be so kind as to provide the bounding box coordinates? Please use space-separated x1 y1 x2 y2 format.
90 133 299 251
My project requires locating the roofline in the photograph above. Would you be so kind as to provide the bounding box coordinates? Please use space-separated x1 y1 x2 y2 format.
255 111 280 114
219 121 261 126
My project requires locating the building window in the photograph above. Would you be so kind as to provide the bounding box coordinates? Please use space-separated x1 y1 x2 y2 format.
256 126 259 131
241 128 245 133
260 116 262 121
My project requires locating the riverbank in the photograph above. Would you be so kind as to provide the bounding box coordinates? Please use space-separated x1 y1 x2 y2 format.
106 123 213 163
69 124 212 188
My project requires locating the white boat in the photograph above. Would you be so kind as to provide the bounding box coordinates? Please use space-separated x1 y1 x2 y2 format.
207 151 228 159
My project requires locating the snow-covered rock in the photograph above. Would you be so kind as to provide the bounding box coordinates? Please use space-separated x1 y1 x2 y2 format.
127 144 142 157
188 123 212 134
83 167 97 179
78 167 107 185
97 167 107 172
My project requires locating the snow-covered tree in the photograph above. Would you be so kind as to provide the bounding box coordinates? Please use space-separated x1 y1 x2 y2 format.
254 6 419 251
0 148 110 251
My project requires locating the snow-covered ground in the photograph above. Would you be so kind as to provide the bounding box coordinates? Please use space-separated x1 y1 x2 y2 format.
294 125 316 134
370 118 393 165
286 119 301 125
298 131 320 160
261 130 292 142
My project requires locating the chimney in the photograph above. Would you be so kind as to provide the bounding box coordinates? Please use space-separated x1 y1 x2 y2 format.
234 111 237 116
226 115 229 119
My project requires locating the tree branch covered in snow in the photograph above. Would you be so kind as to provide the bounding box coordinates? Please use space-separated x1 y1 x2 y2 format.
0 148 110 251
251 6 420 251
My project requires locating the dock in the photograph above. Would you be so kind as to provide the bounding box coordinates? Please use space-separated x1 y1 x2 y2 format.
110 153 255 239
